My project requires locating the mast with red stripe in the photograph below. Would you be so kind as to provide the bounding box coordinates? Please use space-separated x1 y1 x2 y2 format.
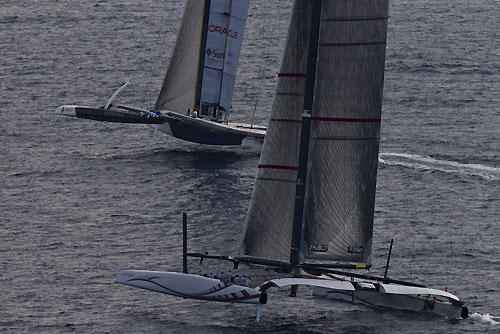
289 0 323 269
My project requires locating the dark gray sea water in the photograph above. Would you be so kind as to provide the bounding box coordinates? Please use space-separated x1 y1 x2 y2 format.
1 0 499 333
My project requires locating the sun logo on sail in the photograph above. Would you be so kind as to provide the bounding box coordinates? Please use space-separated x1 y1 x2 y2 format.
206 48 224 59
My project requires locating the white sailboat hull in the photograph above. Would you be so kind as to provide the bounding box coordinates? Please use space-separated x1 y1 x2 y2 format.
116 269 467 319
313 285 467 319
115 270 262 304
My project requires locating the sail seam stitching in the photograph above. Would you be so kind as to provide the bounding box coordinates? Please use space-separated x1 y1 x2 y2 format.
320 41 386 47
276 93 304 97
312 117 381 123
258 164 298 171
271 118 302 123
322 16 389 22
312 137 379 141
257 178 296 183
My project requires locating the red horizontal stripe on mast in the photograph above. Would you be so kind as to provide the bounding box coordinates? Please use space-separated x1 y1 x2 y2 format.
278 73 306 78
311 117 381 123
258 164 298 171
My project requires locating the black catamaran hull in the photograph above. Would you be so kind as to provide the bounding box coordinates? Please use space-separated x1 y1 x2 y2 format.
159 121 245 146
157 113 265 146
55 106 164 124
56 105 265 146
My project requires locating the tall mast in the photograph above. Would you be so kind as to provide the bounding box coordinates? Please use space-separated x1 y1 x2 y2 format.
289 0 323 268
193 0 212 111
217 0 233 110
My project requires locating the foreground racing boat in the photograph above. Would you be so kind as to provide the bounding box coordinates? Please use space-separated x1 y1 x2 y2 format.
116 0 468 321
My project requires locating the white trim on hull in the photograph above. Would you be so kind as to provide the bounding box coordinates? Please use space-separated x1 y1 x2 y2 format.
115 269 468 320
261 277 355 291
313 284 466 319
116 270 262 304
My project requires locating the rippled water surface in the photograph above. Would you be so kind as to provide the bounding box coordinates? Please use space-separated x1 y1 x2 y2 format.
1 0 499 333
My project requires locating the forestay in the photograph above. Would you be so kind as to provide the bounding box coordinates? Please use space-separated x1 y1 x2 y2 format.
241 0 389 265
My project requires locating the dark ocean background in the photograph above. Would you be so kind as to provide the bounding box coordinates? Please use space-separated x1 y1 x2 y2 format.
1 0 499 333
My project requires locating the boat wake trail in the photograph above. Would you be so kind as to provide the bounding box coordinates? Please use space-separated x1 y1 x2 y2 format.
469 313 499 325
379 153 500 181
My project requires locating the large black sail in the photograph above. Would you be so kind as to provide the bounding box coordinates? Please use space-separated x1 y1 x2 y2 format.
241 0 389 265
304 0 389 264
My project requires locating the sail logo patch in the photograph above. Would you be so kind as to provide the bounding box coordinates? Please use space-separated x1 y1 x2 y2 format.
348 246 364 253
206 48 224 59
208 25 239 39
309 244 328 252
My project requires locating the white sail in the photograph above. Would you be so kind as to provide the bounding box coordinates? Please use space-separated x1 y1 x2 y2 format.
199 0 250 114
241 0 389 265
155 0 249 116
155 0 204 113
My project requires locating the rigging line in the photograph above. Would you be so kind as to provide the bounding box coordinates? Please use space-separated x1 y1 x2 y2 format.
249 66 264 128
410 165 418 283
216 0 232 113
248 3 278 128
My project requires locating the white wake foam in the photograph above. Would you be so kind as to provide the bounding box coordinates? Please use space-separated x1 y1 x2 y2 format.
469 312 499 325
379 153 500 180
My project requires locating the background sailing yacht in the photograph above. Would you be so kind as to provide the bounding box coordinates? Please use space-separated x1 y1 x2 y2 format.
56 0 265 146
